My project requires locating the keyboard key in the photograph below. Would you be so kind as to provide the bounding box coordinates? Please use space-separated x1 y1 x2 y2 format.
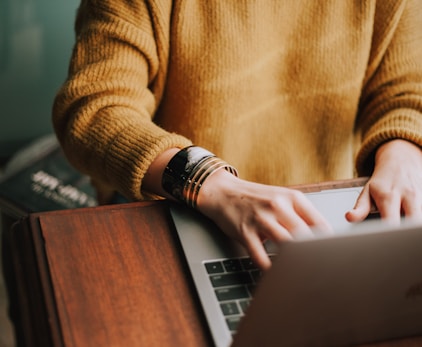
215 286 250 301
240 257 257 270
223 259 242 272
210 272 253 288
250 269 262 283
226 316 242 331
247 284 257 295
220 302 240 316
205 261 224 274
239 299 251 314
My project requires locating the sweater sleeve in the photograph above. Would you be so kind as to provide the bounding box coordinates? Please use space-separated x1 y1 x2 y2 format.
355 0 422 175
52 0 192 200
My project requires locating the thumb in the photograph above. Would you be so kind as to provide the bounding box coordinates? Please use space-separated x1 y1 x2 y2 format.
345 186 372 222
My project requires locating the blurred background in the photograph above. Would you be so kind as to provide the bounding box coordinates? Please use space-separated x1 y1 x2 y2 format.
0 0 80 163
0 1 80 346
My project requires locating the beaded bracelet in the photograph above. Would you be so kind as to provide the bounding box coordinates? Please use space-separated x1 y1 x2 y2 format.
162 146 238 208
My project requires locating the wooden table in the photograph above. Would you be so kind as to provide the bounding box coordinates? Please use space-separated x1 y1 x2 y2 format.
4 179 422 346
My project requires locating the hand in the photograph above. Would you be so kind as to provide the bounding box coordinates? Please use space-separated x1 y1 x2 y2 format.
196 170 332 270
346 139 422 224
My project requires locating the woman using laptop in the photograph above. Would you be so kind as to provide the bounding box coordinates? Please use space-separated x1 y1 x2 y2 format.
53 0 422 269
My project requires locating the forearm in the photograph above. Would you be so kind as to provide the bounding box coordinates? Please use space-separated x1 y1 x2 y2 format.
53 1 192 200
355 0 422 175
143 148 181 199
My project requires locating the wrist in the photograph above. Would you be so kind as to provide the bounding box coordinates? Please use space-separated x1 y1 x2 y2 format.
161 146 238 208
195 168 241 215
375 139 422 164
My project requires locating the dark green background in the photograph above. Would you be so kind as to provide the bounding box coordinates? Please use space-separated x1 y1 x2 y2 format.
0 0 80 162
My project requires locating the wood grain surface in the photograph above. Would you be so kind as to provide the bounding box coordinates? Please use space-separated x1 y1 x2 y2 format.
35 201 212 347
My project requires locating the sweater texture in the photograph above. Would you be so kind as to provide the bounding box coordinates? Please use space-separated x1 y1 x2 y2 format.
53 0 422 201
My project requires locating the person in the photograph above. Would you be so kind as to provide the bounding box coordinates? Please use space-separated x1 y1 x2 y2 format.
53 0 422 270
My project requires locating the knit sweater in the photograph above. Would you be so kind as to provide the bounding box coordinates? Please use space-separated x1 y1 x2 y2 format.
53 0 422 202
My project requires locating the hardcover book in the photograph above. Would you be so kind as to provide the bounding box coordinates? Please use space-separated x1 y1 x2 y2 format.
0 135 97 219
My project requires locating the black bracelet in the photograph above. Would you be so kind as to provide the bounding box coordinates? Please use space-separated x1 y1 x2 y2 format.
162 146 238 207
162 146 214 201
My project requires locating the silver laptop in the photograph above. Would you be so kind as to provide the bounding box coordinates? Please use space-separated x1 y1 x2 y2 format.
169 187 422 347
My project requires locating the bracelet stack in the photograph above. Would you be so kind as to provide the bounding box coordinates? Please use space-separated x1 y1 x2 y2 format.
162 146 238 208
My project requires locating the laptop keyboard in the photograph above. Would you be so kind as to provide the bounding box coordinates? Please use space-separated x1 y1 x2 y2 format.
204 256 273 333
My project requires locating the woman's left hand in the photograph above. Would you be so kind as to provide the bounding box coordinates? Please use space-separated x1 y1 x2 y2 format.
346 139 422 224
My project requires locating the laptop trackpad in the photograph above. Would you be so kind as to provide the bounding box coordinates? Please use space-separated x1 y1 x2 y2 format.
305 187 362 232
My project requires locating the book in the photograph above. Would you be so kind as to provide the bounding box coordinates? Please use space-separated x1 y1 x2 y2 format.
0 134 98 219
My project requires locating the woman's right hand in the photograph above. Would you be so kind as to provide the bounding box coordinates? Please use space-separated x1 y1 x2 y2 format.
196 169 332 270
143 148 331 270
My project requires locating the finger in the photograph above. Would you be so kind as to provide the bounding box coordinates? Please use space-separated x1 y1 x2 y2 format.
345 185 372 222
261 200 316 238
292 195 332 232
282 218 315 239
276 209 314 234
375 190 401 224
257 216 294 242
242 232 273 270
283 214 319 239
401 194 422 221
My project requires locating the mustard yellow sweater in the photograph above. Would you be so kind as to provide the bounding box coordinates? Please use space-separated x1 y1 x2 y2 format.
53 0 422 201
